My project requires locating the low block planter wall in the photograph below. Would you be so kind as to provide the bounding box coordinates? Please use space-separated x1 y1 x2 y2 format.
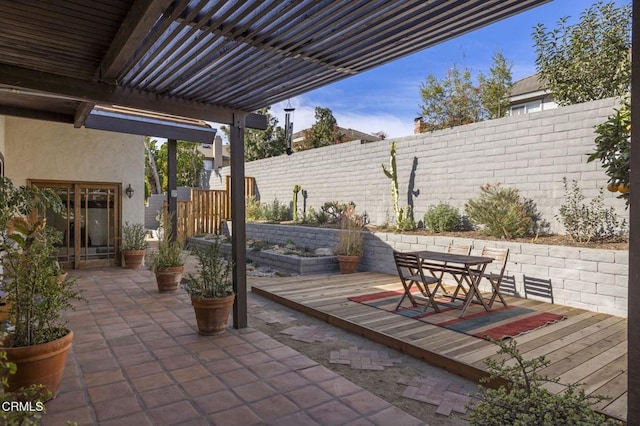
243 223 629 318
186 236 338 275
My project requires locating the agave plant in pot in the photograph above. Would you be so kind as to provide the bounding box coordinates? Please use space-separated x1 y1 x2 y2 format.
183 238 235 335
333 206 365 274
122 222 148 269
148 214 185 292
0 178 83 397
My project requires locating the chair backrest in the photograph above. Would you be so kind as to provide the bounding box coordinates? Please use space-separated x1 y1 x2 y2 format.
393 251 422 277
523 275 554 303
480 247 509 276
447 244 471 256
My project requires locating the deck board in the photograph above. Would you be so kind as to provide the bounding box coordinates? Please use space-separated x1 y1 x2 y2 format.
251 272 627 422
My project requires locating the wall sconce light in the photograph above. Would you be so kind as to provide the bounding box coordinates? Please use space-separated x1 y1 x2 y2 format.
125 184 134 199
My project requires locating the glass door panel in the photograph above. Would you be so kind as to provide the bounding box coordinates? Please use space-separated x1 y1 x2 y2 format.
76 185 118 268
31 180 120 269
44 184 74 269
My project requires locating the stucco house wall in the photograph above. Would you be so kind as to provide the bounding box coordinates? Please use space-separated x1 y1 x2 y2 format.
3 117 145 226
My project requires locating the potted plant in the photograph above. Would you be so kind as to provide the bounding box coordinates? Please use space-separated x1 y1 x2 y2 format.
183 238 235 335
333 206 364 274
0 178 83 397
148 214 185 292
121 222 148 269
0 351 50 424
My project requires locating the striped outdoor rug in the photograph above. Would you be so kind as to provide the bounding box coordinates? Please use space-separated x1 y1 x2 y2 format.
348 289 566 340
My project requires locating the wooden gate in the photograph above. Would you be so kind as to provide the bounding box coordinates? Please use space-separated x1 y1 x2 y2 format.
166 177 256 241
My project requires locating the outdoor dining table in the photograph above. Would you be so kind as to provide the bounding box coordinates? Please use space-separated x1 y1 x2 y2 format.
411 250 499 318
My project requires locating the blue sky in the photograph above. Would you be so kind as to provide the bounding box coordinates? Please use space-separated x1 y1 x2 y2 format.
254 0 627 139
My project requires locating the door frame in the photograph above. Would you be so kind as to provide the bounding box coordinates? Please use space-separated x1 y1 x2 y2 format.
29 179 122 269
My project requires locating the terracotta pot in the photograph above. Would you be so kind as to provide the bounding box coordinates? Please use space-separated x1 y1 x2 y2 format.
122 249 145 269
56 271 68 284
3 330 74 398
191 294 235 335
337 255 360 274
0 299 10 322
155 266 184 292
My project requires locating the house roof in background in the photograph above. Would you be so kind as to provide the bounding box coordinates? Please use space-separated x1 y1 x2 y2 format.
293 126 382 143
0 0 551 131
509 74 549 97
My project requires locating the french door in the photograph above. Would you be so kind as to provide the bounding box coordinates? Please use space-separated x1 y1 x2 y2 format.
31 180 121 269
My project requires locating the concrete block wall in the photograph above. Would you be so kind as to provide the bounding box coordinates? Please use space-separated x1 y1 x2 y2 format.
246 223 340 250
209 98 627 234
245 224 628 317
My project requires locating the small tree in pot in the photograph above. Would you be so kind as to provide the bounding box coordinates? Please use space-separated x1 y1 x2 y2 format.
183 238 234 335
333 205 364 274
148 214 185 292
121 222 148 268
0 178 83 397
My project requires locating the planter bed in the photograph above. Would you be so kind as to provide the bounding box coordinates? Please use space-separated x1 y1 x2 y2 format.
187 237 338 275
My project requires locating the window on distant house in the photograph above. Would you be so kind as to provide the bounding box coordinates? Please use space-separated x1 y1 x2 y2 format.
510 105 526 116
526 100 542 113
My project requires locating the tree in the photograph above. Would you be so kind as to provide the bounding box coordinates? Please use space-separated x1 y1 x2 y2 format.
144 137 162 196
533 1 631 106
419 64 482 132
588 98 631 204
300 107 344 150
478 51 513 119
149 140 204 191
221 107 288 161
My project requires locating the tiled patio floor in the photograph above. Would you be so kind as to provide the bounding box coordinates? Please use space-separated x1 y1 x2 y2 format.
42 267 424 425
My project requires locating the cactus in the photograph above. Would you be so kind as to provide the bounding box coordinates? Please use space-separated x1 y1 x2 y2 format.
292 184 301 221
381 142 416 230
381 141 400 222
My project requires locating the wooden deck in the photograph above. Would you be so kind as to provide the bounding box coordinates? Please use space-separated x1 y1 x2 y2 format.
251 272 628 422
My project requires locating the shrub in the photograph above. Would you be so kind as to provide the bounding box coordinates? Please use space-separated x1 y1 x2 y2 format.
245 196 262 222
423 203 461 232
468 338 621 426
261 198 290 222
465 183 537 239
122 222 148 250
309 206 329 225
396 206 416 231
320 201 355 224
556 178 627 243
185 238 234 299
333 206 364 256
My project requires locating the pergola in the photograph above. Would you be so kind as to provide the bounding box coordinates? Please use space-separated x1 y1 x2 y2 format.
0 1 637 421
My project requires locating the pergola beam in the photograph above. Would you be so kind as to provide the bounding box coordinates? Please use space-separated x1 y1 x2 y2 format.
628 0 639 420
99 0 175 81
0 64 267 129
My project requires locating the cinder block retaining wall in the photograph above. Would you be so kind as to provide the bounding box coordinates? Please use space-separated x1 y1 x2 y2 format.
187 235 338 275
245 224 628 318
208 98 626 234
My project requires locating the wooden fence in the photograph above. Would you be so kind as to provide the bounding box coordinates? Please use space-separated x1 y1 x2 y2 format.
166 177 255 241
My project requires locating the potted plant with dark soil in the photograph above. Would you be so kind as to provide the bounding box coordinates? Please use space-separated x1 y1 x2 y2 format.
333 206 364 274
0 178 83 398
183 238 235 335
148 215 185 292
122 222 148 269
